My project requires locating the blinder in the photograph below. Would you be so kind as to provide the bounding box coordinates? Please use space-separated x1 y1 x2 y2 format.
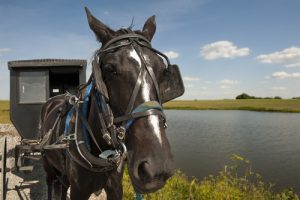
160 64 185 103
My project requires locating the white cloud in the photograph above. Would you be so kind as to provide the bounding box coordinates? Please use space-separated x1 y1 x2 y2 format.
218 79 239 89
257 47 300 68
271 86 287 91
219 79 239 85
200 41 250 60
183 76 200 81
285 62 300 68
0 48 11 56
164 51 179 59
270 71 300 80
220 85 230 89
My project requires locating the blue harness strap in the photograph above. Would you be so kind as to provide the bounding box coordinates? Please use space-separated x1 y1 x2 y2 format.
125 101 163 130
94 90 107 113
82 81 94 117
64 107 75 135
81 81 94 152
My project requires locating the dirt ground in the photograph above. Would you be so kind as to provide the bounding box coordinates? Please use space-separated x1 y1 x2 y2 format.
0 124 106 200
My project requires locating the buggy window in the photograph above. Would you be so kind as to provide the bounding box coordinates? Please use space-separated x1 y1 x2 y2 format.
18 71 47 103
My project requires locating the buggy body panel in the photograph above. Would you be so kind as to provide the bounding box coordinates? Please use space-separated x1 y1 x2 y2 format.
8 59 87 140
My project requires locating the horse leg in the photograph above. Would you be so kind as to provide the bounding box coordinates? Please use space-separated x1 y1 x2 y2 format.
43 159 56 200
46 178 53 200
61 185 69 200
105 165 125 200
53 175 70 200
53 179 61 200
70 185 91 200
60 175 70 200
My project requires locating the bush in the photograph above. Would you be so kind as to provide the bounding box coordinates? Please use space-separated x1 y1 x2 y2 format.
236 93 254 99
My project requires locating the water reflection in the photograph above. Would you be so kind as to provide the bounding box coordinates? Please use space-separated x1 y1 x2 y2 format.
165 110 300 192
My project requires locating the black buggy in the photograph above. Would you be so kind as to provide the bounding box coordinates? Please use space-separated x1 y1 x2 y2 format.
0 59 86 199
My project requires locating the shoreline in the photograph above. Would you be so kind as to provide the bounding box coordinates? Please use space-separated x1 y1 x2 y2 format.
163 99 300 113
164 107 300 113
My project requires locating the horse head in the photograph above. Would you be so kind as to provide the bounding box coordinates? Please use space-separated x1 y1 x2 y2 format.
85 8 177 193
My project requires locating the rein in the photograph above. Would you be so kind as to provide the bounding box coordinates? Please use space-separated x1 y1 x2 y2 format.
63 33 168 173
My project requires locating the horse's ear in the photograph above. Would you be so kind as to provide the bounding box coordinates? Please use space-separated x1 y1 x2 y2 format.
142 15 156 41
85 7 114 44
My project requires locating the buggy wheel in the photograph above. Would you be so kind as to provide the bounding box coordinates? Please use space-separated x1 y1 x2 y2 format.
1 137 7 200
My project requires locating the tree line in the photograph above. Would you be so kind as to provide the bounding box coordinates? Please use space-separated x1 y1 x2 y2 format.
236 93 300 100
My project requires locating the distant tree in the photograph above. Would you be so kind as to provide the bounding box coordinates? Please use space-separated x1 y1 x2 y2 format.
292 97 300 99
274 96 282 99
236 93 254 99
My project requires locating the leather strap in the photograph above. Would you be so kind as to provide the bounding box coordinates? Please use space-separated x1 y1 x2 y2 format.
114 109 165 124
102 33 151 50
124 63 146 115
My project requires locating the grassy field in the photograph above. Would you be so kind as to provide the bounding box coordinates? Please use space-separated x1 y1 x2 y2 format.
163 99 300 113
0 100 10 123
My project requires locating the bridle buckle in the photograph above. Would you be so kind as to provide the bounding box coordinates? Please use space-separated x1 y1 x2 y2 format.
117 126 126 140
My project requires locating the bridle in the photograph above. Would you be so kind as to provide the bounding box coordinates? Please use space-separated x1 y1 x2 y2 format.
95 33 169 155
99 34 168 127
65 33 170 172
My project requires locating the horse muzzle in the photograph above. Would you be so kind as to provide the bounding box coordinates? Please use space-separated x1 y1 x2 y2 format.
131 158 175 193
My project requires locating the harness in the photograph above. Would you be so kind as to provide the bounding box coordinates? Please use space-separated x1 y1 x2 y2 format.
62 33 168 173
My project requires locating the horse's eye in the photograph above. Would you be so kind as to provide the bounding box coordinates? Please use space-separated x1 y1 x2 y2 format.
103 64 118 76
102 64 119 82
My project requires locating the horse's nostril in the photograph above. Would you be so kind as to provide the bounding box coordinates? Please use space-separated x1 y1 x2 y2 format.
138 161 153 182
136 160 174 184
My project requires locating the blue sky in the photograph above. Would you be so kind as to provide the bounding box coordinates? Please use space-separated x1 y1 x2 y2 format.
1 0 300 100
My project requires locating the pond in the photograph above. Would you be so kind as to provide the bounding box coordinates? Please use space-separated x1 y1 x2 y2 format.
165 110 300 192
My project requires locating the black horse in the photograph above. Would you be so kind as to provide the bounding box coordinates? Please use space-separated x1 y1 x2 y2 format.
39 7 184 200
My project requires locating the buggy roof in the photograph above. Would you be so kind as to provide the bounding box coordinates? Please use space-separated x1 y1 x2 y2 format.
8 59 87 69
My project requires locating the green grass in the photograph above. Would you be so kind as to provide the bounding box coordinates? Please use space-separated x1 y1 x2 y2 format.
0 100 10 124
163 99 300 113
123 155 300 200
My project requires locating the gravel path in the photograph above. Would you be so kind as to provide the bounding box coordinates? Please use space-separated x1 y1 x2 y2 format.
0 124 106 200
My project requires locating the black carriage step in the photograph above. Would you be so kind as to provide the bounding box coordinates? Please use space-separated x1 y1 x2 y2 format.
18 166 34 172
